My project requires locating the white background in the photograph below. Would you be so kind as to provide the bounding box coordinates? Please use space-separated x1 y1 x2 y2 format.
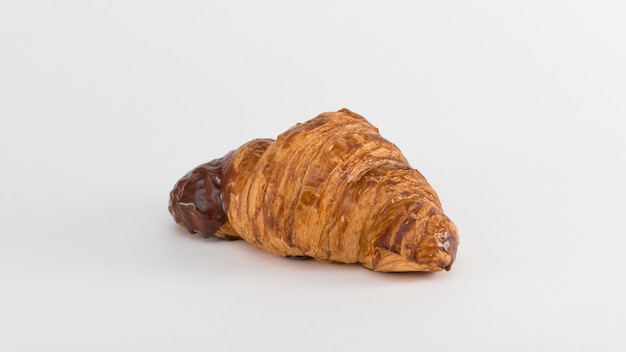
1 1 625 351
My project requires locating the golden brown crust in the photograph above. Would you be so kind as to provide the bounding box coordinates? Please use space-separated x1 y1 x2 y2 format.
169 108 459 272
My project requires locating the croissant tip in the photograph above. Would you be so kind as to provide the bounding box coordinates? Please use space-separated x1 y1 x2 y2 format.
168 156 232 238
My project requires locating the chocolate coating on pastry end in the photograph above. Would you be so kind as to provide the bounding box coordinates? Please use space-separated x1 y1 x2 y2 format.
168 151 234 237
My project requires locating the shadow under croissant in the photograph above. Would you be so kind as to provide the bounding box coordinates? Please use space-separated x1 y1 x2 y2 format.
172 224 443 281
285 255 440 281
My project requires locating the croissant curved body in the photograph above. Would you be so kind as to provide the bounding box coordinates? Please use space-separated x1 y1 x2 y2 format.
169 109 459 272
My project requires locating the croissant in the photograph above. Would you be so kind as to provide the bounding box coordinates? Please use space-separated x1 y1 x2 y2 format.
168 109 459 272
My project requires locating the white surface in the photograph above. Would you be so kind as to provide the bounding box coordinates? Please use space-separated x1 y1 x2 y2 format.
2 1 625 351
